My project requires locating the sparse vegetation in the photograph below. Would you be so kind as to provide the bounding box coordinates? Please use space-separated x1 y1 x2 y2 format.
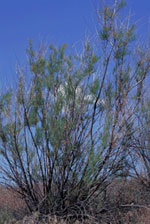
0 0 150 223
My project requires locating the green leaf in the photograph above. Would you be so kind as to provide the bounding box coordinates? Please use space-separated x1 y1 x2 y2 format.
28 108 38 126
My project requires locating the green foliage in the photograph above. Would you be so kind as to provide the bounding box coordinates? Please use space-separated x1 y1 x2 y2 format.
100 26 110 41
90 79 100 95
101 113 112 149
117 0 127 10
0 91 12 112
28 107 38 126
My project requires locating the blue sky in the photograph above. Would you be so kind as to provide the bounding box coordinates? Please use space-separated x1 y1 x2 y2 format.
0 0 150 86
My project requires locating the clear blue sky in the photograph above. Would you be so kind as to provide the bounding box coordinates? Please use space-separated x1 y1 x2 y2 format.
0 0 150 85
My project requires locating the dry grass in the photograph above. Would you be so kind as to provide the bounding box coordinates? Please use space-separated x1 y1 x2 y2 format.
0 186 26 220
0 180 150 223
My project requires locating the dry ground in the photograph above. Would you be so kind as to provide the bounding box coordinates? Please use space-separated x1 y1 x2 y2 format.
0 186 26 220
0 180 150 223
